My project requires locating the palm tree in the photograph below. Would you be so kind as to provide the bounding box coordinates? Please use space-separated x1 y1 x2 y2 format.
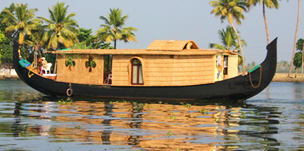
96 8 137 49
39 2 79 50
209 26 247 50
210 0 248 74
1 3 41 45
24 28 46 67
246 0 279 44
210 26 247 70
288 0 301 77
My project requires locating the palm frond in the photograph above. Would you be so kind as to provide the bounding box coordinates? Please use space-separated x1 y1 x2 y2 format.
96 8 137 48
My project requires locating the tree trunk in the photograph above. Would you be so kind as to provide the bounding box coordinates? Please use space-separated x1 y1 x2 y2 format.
54 54 58 74
295 68 298 78
288 0 301 78
230 22 246 74
263 4 270 44
33 49 38 68
302 43 304 77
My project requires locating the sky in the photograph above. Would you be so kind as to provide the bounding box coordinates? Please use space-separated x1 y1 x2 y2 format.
1 0 303 64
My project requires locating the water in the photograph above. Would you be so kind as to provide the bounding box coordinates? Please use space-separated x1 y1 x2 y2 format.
0 79 304 151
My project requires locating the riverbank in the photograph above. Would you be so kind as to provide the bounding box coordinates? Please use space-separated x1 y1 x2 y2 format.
0 75 18 79
0 69 18 79
272 73 304 82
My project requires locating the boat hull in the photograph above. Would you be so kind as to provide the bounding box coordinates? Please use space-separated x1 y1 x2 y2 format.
13 39 277 101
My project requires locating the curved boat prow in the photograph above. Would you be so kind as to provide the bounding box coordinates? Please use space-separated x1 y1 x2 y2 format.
239 38 277 100
12 41 25 82
263 37 278 66
267 38 278 51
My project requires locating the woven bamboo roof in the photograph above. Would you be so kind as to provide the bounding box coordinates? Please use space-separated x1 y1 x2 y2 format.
45 40 237 56
46 49 217 56
146 40 199 50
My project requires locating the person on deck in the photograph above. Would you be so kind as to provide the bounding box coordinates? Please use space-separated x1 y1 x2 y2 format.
40 57 48 74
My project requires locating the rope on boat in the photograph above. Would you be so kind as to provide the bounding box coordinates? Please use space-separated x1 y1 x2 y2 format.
27 63 35 78
249 65 262 88
66 83 73 97
18 47 35 78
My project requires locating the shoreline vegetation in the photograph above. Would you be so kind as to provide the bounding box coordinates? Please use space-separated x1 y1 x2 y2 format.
1 73 304 82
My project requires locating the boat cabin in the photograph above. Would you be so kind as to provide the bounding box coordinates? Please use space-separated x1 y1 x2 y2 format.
46 40 239 86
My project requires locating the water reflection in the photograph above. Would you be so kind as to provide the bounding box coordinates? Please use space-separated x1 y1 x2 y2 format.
294 83 304 100
1 81 304 150
0 97 284 151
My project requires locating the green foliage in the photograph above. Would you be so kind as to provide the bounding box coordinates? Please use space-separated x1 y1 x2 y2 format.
0 3 15 31
1 3 41 45
209 26 246 51
293 52 302 69
183 103 192 108
96 8 137 49
167 131 173 138
58 98 73 105
39 2 79 50
240 111 247 118
0 3 128 67
210 0 247 25
0 30 6 63
170 115 176 120
0 30 5 42
72 42 91 49
65 56 76 70
74 28 113 49
85 56 96 72
0 37 13 63
200 109 207 115
77 28 92 43
296 38 304 51
74 125 81 129
247 0 280 9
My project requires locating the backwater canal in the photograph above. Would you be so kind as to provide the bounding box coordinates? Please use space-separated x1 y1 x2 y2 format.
0 79 304 151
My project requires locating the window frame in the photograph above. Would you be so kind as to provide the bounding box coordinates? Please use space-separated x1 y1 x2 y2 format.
131 58 144 85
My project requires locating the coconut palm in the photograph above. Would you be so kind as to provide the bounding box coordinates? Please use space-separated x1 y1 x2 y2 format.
288 0 301 77
210 0 248 74
96 8 137 49
209 26 247 50
0 3 15 32
1 3 41 45
246 0 279 44
39 2 79 50
210 26 247 70
24 28 46 67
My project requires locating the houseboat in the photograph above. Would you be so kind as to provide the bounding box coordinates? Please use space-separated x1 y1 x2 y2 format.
13 38 277 101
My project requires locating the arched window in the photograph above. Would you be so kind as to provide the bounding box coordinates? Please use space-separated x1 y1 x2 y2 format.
131 58 143 85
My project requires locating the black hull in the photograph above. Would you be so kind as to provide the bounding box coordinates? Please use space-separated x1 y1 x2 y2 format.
13 39 277 101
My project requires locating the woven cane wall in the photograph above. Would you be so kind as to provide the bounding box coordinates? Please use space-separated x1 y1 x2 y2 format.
56 54 104 85
111 55 215 86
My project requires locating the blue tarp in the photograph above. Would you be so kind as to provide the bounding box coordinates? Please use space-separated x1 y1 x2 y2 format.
18 59 31 68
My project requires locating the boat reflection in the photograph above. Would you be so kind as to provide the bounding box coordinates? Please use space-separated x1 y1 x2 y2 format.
7 98 281 150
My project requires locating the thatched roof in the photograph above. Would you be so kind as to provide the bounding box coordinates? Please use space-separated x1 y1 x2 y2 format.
45 40 237 56
146 40 199 50
46 49 217 56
